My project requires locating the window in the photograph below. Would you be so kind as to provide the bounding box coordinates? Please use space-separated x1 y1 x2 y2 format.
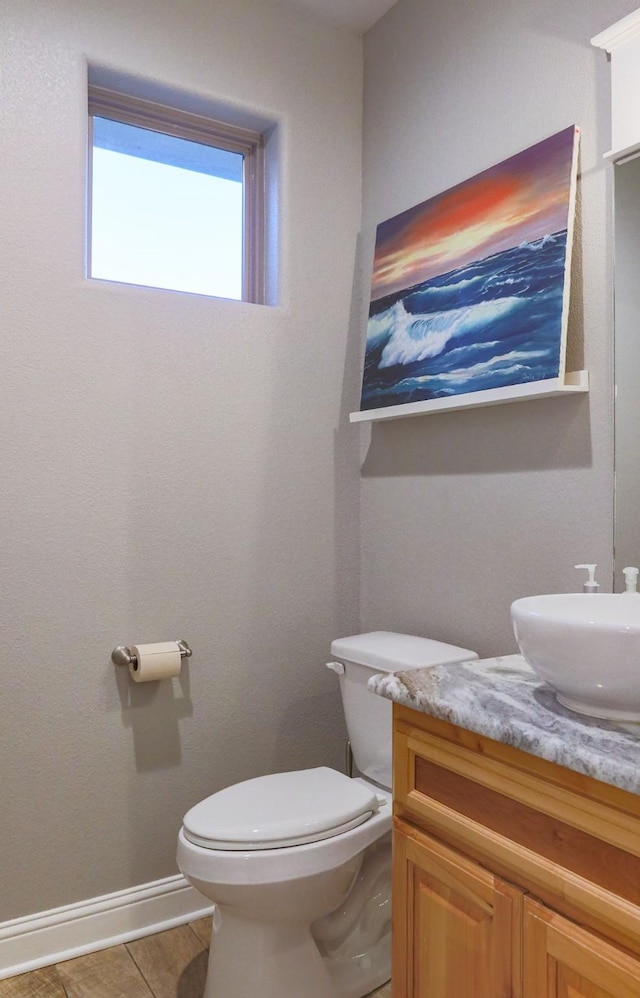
88 87 264 302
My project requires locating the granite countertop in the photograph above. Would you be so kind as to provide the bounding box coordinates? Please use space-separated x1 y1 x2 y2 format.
369 654 640 796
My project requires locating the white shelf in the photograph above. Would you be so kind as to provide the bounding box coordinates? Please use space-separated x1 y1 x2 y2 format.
349 370 588 423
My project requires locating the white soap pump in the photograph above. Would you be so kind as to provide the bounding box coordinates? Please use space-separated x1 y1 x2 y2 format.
622 566 639 593
575 563 599 593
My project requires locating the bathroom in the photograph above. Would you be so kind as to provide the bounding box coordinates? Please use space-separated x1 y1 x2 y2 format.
1 0 638 992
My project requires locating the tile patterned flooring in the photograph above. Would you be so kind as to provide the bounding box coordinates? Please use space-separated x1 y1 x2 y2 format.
0 917 392 997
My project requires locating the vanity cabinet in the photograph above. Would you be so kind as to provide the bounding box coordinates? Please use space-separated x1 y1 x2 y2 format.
523 897 640 997
394 821 522 996
392 704 640 998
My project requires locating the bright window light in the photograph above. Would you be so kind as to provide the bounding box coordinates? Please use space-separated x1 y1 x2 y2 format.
90 117 244 299
87 88 265 303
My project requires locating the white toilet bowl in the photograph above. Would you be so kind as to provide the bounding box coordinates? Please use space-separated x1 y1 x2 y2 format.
177 769 391 998
177 631 478 998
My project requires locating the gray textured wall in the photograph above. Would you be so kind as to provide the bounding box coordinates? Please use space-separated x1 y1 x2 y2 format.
2 0 635 929
0 0 362 921
357 0 637 654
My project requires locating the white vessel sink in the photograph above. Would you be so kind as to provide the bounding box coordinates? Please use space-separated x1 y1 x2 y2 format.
511 593 640 722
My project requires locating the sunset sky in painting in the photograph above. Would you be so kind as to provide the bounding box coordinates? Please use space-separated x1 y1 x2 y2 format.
370 126 579 302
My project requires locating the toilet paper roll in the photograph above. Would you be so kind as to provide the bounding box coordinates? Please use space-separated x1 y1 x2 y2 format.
130 642 182 682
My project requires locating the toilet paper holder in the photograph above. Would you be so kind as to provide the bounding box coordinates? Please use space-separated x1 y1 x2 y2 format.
111 639 192 669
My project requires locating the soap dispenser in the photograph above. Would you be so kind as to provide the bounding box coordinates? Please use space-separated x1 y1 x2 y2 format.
622 567 639 593
575 564 599 593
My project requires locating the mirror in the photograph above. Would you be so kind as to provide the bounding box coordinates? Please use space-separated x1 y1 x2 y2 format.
614 153 640 580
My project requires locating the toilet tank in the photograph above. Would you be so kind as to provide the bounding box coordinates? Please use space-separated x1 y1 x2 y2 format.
329 632 477 790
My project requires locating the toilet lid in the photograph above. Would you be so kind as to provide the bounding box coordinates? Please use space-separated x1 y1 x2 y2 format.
182 767 380 850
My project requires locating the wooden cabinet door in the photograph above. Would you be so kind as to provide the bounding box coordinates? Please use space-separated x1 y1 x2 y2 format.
524 897 640 998
393 819 522 998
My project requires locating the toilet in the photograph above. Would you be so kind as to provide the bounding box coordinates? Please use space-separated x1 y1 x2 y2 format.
176 631 477 998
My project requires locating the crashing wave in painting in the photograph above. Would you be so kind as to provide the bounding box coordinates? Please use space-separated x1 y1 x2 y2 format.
360 126 579 412
361 230 567 409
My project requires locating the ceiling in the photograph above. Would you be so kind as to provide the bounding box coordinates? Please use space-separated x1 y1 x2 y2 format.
290 0 399 34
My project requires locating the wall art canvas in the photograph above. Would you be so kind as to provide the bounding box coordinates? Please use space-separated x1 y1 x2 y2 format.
358 125 580 416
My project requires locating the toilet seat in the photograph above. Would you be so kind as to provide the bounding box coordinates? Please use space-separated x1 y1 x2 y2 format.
182 767 381 850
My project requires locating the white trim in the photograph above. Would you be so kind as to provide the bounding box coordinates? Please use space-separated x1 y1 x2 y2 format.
592 9 640 158
591 9 640 52
0 875 213 980
350 371 589 423
604 142 640 164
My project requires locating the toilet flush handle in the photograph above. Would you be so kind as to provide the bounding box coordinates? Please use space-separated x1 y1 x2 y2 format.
326 661 345 675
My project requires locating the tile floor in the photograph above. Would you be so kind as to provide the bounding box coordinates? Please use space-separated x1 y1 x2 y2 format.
0 917 392 997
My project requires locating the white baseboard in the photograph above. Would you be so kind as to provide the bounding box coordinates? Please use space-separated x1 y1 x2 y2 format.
0 875 214 980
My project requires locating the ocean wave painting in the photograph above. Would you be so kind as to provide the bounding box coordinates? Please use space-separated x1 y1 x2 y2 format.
360 126 580 412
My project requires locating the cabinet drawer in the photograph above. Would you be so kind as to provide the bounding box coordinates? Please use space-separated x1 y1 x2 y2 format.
393 704 640 955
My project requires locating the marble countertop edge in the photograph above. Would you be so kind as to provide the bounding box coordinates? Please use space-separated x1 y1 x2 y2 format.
368 654 640 797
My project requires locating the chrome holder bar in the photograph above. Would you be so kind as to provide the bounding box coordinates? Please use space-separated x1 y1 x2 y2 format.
111 639 192 668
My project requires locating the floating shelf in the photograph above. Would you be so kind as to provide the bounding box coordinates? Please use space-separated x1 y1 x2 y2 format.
349 370 589 423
